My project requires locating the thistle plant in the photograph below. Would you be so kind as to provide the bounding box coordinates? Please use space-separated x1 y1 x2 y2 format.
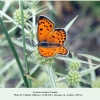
67 70 81 86
69 61 81 71
13 8 29 25
0 1 100 88
29 48 55 67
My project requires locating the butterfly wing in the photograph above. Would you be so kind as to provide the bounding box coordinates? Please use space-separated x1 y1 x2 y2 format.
46 29 67 45
37 16 54 42
55 46 69 55
37 16 69 58
38 46 68 57
38 46 56 57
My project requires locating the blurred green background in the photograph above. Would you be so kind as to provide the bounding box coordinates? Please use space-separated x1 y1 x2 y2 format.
0 1 100 87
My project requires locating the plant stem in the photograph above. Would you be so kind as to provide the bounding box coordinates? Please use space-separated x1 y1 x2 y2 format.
47 66 57 88
20 1 32 87
0 18 29 87
32 11 37 44
24 74 44 87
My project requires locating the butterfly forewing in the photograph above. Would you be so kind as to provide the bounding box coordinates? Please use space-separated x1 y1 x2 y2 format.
37 16 54 42
46 29 67 45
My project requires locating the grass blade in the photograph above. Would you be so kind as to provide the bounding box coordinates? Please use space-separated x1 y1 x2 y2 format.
20 1 31 87
0 18 29 87
16 64 39 88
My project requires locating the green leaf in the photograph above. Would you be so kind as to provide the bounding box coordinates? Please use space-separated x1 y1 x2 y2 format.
46 66 57 88
80 64 100 76
0 59 16 75
56 56 96 65
78 54 100 62
0 11 29 33
0 17 29 87
81 79 91 85
32 0 40 6
12 38 35 51
20 1 31 87
36 5 47 12
64 15 78 32
16 64 39 88
55 72 66 77
35 8 48 15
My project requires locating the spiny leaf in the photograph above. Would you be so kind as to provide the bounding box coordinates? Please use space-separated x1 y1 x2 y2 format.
80 64 100 76
64 15 78 32
78 54 100 62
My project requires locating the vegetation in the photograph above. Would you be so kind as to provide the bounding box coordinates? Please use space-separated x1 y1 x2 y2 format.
0 1 100 88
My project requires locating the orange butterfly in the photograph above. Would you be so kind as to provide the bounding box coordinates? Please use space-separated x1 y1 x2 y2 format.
37 16 69 58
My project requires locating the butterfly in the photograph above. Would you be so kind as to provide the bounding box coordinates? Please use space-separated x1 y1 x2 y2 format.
37 15 69 58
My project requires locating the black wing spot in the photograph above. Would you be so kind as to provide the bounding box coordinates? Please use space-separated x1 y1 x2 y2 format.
50 25 52 27
40 33 42 35
62 41 65 43
58 38 59 40
53 49 56 51
59 41 61 43
40 49 44 52
52 36 55 38
41 22 44 24
61 35 63 37
58 34 60 36
40 28 43 31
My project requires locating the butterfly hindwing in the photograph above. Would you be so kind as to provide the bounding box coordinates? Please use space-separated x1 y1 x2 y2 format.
38 46 68 57
38 46 56 57
54 46 68 55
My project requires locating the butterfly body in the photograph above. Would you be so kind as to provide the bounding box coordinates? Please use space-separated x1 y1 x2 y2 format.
38 41 61 48
37 16 69 58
